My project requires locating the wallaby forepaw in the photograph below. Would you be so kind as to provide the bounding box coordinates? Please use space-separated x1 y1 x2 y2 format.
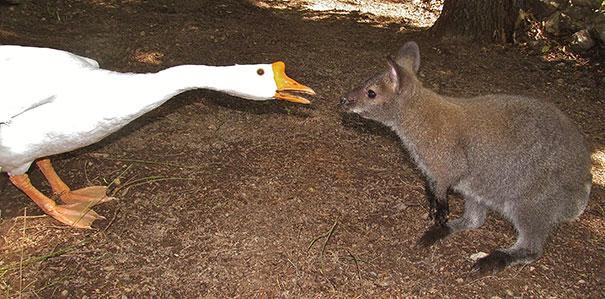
416 225 451 247
471 250 511 275
435 202 449 223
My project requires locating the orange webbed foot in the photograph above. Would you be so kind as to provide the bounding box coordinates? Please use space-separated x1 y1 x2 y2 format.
53 202 106 229
59 186 115 205
9 174 107 229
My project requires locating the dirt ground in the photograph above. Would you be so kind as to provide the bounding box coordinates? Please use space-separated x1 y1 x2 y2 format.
1 0 604 297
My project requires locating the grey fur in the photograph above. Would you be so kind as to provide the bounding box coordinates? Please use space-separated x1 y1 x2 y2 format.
340 41 592 273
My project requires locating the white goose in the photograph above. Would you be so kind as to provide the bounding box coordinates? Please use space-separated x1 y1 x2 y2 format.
0 45 315 228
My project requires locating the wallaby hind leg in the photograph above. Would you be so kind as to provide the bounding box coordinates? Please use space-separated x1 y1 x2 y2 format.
418 198 487 247
448 198 488 232
473 207 553 274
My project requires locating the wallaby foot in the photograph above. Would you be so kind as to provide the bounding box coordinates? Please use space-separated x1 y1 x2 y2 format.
417 224 452 247
472 250 511 274
471 208 547 275
472 248 540 275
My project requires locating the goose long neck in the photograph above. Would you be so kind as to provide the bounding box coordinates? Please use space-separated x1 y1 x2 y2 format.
119 65 245 119
94 65 244 126
155 65 237 97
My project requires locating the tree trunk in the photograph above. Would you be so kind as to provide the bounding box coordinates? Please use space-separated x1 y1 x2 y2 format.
430 0 526 43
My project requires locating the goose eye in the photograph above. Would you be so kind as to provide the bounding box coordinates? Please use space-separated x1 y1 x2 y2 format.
367 89 376 99
257 68 265 76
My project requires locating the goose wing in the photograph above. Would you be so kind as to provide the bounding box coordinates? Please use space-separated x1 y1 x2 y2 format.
0 45 100 123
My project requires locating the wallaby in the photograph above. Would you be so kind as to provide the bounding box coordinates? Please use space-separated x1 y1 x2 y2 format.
339 41 592 274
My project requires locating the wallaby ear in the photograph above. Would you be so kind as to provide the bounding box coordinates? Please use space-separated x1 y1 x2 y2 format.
387 55 402 91
396 41 420 73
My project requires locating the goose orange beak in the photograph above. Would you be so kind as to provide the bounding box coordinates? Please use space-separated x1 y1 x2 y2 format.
272 61 315 104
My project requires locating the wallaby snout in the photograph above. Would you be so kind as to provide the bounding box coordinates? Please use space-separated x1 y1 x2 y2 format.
339 90 365 114
339 95 352 110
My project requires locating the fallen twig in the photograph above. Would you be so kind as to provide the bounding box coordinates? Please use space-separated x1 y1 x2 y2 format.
321 220 338 257
307 219 339 257
347 250 362 280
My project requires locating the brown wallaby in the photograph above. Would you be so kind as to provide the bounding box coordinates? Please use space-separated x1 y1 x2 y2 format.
339 41 592 274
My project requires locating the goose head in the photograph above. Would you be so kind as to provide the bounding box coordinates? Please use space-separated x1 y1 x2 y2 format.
223 61 315 104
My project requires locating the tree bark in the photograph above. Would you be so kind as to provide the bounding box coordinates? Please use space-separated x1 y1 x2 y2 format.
430 0 526 43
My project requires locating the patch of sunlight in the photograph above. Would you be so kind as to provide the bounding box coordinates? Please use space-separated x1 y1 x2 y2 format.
592 149 605 187
583 216 605 238
253 0 442 29
132 50 164 65
0 29 18 38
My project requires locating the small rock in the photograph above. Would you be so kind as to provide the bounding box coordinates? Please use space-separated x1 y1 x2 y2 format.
570 29 595 51
60 290 68 297
544 12 562 36
455 278 464 283
578 279 586 284
394 202 408 211
506 289 514 296
469 251 489 261
542 0 564 9
491 296 502 299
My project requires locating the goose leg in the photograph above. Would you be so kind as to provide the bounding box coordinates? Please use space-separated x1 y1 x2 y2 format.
36 159 114 205
9 174 105 228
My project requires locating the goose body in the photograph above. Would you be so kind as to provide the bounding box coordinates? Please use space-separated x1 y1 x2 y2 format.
0 45 314 228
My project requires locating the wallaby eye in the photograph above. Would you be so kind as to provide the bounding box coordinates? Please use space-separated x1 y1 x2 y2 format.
257 68 265 76
367 89 376 99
